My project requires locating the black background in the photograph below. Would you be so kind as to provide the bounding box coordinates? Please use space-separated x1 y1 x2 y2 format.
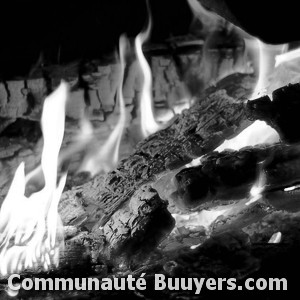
1 0 300 78
0 0 192 78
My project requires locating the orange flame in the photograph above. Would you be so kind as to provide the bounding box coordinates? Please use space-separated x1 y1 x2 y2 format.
135 18 161 138
79 36 127 176
0 83 68 276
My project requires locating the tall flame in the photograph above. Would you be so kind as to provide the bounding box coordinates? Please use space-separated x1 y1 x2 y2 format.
79 36 127 176
0 83 68 276
216 39 286 153
250 39 270 99
188 39 285 165
249 39 286 99
135 17 161 138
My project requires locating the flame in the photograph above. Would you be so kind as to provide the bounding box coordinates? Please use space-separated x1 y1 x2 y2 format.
172 207 229 250
172 208 228 231
135 18 161 138
187 39 286 166
246 165 266 205
5 287 19 297
250 40 270 99
0 83 68 276
187 0 223 32
249 39 286 99
25 114 93 191
186 120 279 167
216 120 280 153
284 184 300 192
275 47 300 67
268 232 282 243
215 40 286 154
79 36 127 176
173 99 193 115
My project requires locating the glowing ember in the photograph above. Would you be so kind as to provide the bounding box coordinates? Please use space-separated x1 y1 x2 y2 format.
284 184 300 192
135 18 161 138
268 232 282 244
0 83 68 276
172 208 228 231
79 36 127 176
246 166 266 205
190 243 201 250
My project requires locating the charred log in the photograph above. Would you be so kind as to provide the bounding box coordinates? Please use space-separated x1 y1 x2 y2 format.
246 83 300 143
55 74 256 258
174 143 300 211
4 211 300 299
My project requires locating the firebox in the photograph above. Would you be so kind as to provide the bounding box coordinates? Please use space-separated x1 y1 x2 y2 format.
0 0 299 299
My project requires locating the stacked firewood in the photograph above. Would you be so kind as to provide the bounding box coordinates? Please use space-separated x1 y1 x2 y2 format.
2 34 300 299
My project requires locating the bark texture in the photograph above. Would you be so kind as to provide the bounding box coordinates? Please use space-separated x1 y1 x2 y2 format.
174 143 300 211
57 74 255 258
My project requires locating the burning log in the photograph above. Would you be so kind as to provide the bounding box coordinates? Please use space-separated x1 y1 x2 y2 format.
0 31 254 280
2 78 300 279
174 143 300 211
0 51 194 201
57 73 256 256
246 83 300 143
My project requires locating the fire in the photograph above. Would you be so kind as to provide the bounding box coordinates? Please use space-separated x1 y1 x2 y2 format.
0 83 68 276
247 39 286 99
172 207 229 235
79 36 127 176
275 47 300 67
187 0 223 32
216 39 286 153
246 164 266 205
216 120 279 153
268 232 282 243
135 18 161 138
173 100 193 115
250 40 272 99
25 114 93 190
284 184 300 192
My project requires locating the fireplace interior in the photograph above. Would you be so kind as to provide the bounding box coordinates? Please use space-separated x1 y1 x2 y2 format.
1 0 300 299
